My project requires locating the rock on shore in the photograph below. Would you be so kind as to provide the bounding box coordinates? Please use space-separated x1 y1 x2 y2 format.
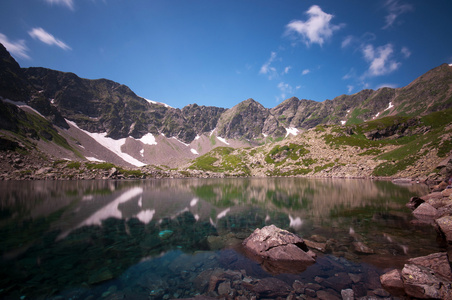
242 225 316 274
381 184 452 299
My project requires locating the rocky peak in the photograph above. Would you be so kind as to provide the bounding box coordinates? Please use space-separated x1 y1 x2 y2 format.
0 44 31 102
216 98 272 140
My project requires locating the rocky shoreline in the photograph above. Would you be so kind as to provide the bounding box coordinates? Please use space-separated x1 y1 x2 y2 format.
1 146 451 183
380 181 452 299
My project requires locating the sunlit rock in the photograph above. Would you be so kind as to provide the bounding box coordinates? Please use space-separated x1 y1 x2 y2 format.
242 225 315 274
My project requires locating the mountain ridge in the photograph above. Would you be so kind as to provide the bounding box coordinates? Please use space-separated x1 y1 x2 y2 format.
1 42 452 178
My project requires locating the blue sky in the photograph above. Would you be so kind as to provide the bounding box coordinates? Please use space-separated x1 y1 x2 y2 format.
1 0 451 109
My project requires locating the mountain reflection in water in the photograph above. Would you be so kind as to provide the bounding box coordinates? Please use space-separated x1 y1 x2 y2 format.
0 178 440 299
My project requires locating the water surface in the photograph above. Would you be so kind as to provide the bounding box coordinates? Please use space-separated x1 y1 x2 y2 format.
0 178 440 299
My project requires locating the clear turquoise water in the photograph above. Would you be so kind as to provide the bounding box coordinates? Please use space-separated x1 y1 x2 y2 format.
0 178 440 299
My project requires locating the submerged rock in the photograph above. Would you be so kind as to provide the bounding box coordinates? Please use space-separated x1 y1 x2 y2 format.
242 225 316 274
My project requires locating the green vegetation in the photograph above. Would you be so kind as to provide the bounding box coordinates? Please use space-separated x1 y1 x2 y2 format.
358 149 383 156
265 143 310 165
189 147 250 175
86 162 116 170
67 161 81 169
347 108 370 125
119 168 144 177
314 163 335 173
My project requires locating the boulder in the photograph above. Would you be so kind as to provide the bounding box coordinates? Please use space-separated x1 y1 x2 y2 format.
242 225 315 274
412 202 438 219
380 269 405 296
408 252 452 281
432 181 449 192
402 263 452 299
421 192 444 201
436 216 452 243
381 253 452 298
443 188 452 197
251 277 292 298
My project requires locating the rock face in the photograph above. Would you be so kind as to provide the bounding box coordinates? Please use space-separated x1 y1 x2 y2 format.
242 225 316 274
381 252 452 299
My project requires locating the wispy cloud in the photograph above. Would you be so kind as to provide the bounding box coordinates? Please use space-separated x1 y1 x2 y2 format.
362 43 400 76
382 0 414 29
259 51 278 79
43 0 74 10
0 33 30 60
347 85 354 93
401 46 411 58
341 35 354 48
285 5 343 47
277 82 297 102
28 27 71 50
301 69 310 76
283 66 291 75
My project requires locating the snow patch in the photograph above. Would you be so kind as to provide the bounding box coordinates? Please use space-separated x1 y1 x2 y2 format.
140 149 144 157
210 128 216 136
190 198 199 207
449 64 452 67
262 133 268 137
138 133 157 145
86 157 105 162
217 136 229 145
217 208 230 219
66 120 146 167
341 120 346 125
384 102 394 111
190 148 199 155
142 97 172 108
285 127 299 137
59 187 143 239
194 135 200 140
136 209 155 224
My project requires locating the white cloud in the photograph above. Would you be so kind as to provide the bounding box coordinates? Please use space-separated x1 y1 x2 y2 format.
301 69 310 75
342 68 356 80
362 43 400 76
259 51 278 79
347 85 354 93
382 0 414 29
28 27 71 50
0 33 30 60
277 82 294 102
283 66 291 74
44 0 74 10
341 35 354 48
285 5 343 46
401 46 411 58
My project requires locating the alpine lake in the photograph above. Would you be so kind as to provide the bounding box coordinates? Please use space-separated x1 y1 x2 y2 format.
0 178 443 299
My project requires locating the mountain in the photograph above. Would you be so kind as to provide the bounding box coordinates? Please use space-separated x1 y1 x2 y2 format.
0 42 451 178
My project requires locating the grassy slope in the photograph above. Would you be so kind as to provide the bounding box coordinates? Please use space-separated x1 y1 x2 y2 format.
186 108 452 178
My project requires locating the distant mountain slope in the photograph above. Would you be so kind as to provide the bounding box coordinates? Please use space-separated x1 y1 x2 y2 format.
1 41 452 172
